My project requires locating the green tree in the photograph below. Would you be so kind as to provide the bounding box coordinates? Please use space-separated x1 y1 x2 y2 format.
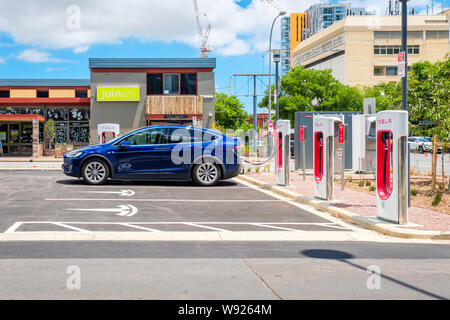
215 93 249 130
361 82 402 111
408 55 450 141
44 119 55 150
259 66 363 123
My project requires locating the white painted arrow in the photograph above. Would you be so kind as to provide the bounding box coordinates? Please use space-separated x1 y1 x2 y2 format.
81 189 135 197
66 204 138 217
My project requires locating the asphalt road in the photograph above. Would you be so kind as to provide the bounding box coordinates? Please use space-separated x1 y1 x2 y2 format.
0 241 449 299
0 171 449 300
0 171 351 234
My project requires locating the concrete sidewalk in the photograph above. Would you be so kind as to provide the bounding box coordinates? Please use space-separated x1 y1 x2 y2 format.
236 172 450 240
0 157 62 170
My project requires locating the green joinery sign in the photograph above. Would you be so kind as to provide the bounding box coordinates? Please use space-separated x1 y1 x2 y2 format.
97 86 140 101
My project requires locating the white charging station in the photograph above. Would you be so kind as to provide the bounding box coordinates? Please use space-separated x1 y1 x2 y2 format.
98 123 120 144
376 110 408 224
276 120 290 186
313 115 344 200
352 114 377 172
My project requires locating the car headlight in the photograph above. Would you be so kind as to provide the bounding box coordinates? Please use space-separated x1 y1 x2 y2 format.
65 151 83 158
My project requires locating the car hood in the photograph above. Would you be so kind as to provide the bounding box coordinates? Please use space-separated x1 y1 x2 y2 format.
72 144 104 152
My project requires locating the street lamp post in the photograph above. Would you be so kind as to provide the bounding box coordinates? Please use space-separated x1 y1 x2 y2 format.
268 11 286 156
273 52 281 122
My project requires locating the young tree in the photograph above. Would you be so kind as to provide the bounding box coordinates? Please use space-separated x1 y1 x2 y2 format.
408 55 450 189
215 93 249 130
259 66 363 123
44 119 55 150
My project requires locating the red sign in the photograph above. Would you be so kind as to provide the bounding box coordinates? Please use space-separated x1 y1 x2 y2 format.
299 126 304 142
338 124 345 144
398 51 405 63
268 120 274 128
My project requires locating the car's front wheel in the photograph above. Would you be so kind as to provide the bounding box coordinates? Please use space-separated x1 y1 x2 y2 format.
82 159 109 185
192 162 221 186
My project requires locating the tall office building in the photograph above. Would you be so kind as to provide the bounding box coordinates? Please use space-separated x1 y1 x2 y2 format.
281 13 308 74
306 3 371 37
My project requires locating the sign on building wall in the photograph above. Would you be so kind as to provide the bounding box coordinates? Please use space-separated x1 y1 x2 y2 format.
96 86 140 102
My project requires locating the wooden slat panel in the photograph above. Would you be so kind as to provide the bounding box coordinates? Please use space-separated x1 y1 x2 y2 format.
146 96 203 115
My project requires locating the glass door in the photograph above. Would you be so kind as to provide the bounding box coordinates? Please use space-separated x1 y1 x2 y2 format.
3 122 33 156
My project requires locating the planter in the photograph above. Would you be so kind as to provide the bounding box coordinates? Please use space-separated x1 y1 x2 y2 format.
44 149 55 157
55 146 63 158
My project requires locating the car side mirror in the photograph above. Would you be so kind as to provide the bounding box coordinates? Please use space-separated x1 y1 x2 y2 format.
118 140 131 148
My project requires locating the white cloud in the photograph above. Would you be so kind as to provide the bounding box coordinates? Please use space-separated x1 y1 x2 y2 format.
0 0 429 57
0 0 322 56
46 67 67 72
16 49 72 63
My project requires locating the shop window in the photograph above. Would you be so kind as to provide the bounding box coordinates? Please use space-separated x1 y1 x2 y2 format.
47 108 69 121
55 123 68 143
180 74 197 95
147 74 163 95
21 122 33 143
75 90 88 98
37 90 49 98
0 90 10 98
164 74 180 95
386 46 393 54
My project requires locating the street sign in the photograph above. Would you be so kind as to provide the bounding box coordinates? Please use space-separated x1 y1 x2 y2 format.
398 51 406 77
299 126 304 142
338 124 345 144
268 120 274 132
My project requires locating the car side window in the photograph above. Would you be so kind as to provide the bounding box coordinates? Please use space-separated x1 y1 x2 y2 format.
122 128 166 145
165 128 193 144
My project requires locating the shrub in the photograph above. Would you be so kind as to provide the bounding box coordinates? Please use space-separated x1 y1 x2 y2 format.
358 180 365 187
369 186 375 192
411 188 418 196
432 193 442 206
255 167 260 173
365 180 371 186
439 183 445 190
347 177 353 183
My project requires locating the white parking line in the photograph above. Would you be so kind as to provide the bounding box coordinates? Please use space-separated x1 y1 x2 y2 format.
3 221 350 233
46 198 282 202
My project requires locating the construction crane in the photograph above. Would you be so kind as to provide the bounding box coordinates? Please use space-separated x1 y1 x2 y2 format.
192 0 212 58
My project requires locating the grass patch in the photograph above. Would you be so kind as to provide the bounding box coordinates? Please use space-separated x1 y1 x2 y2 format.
432 193 442 206
411 188 418 196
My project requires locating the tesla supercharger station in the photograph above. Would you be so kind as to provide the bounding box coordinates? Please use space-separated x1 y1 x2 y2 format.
98 123 120 144
376 110 408 224
275 120 290 186
313 115 343 200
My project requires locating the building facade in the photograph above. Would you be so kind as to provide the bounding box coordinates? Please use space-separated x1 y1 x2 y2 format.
0 58 216 156
281 13 308 74
306 3 371 37
292 14 450 86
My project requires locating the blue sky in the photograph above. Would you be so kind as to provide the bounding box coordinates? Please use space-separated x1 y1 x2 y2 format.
0 0 448 113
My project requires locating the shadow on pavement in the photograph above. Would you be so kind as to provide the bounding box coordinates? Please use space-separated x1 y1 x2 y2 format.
55 178 240 188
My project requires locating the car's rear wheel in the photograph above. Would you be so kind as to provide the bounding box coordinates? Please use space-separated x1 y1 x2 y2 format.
192 162 221 186
82 159 109 185
418 145 423 153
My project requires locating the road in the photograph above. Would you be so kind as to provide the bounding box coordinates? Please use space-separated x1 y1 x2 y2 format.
0 171 449 300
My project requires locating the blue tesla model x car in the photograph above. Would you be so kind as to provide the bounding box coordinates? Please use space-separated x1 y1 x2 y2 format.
63 125 242 186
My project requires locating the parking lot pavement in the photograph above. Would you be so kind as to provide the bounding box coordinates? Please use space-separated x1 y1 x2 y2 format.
0 171 357 238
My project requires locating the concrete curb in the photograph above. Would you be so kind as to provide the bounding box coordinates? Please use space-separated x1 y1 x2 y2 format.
0 159 63 162
0 168 62 171
236 175 450 240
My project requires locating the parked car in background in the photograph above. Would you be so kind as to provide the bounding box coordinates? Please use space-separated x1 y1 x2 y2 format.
63 125 242 186
408 136 442 153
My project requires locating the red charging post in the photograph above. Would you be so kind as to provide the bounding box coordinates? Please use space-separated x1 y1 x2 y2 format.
338 124 345 144
299 126 304 142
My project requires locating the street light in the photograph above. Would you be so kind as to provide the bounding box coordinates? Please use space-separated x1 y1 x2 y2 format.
268 49 287 122
267 11 286 156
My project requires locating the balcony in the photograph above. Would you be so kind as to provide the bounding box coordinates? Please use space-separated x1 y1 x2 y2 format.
146 95 203 116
